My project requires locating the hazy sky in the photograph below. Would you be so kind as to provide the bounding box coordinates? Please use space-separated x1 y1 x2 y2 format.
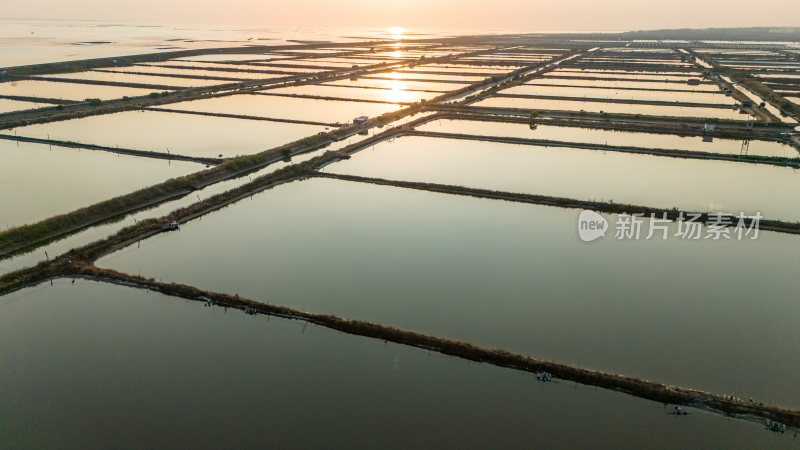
4 0 800 31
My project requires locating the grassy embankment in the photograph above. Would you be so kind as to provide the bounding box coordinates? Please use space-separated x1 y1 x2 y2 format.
0 51 574 258
0 133 331 257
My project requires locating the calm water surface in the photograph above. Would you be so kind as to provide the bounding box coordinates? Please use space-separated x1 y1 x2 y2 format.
12 109 325 158
324 135 800 221
0 139 198 229
98 179 800 406
41 71 227 88
101 65 287 80
0 99 41 114
267 84 434 103
416 118 798 158
0 79 154 101
1 281 793 448
0 150 323 273
168 94 402 124
475 97 748 120
502 84 734 105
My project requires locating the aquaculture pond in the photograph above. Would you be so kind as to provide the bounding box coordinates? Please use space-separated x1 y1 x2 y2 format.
265 84 434 103
758 74 800 80
500 84 735 105
140 61 301 72
175 53 276 62
324 135 800 221
461 55 548 62
557 69 699 79
0 151 324 274
370 50 457 58
416 118 799 158
322 81 447 94
474 96 748 120
425 64 522 73
0 139 198 229
549 70 699 79
365 71 486 83
324 78 470 92
100 66 288 80
1 281 790 448
167 94 403 124
261 59 357 68
409 64 512 74
532 78 715 91
138 60 269 69
41 71 226 88
0 98 41 114
0 79 155 101
11 109 325 158
98 178 800 407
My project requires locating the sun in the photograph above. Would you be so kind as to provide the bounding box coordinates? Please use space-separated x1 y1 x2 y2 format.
387 27 406 39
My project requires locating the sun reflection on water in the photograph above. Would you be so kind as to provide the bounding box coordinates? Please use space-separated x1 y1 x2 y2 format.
383 78 413 103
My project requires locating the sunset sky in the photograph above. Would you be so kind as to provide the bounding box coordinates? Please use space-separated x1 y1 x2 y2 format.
4 0 800 31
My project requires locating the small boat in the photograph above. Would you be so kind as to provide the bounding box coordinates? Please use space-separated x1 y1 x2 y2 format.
536 372 552 382
766 420 786 433
671 406 688 416
162 221 180 231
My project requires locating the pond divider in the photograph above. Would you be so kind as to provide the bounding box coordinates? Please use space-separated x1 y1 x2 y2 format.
492 93 737 109
8 263 798 428
0 134 222 165
407 130 800 167
312 172 800 236
20 75 188 92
